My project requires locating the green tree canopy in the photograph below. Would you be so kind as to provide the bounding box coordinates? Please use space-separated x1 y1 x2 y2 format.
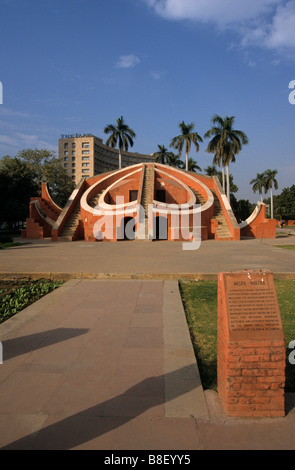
152 145 176 165
230 194 254 223
16 148 74 207
274 185 295 220
187 158 201 173
0 156 39 228
205 165 238 193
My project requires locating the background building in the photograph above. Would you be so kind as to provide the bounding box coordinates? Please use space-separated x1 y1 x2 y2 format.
59 133 155 185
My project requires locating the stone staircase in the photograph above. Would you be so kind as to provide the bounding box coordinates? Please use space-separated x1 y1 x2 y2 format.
140 166 153 240
88 191 103 208
189 187 206 206
212 190 232 239
59 203 81 241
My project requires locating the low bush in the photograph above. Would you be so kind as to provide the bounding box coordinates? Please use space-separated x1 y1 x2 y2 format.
0 279 63 323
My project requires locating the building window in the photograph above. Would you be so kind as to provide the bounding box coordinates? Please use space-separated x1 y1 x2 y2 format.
72 143 76 148
82 142 89 148
64 151 68 155
82 163 89 167
82 150 89 155
72 151 76 155
82 169 89 173
72 169 75 174
64 163 68 167
72 163 75 167
82 156 89 161
64 157 68 161
64 143 68 149
72 157 76 161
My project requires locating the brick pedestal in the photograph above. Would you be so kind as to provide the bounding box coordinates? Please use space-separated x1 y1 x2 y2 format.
218 270 286 417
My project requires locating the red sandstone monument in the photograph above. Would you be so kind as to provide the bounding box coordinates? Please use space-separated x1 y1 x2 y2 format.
22 163 276 242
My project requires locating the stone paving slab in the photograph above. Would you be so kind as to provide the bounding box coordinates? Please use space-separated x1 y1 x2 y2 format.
0 280 208 450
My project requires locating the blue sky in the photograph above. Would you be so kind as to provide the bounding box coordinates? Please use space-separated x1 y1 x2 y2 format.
0 0 295 202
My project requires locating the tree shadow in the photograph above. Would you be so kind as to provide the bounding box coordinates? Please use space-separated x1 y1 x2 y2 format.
1 364 202 450
2 328 89 360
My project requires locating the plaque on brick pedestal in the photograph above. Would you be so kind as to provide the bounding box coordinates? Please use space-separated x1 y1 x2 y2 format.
218 269 286 417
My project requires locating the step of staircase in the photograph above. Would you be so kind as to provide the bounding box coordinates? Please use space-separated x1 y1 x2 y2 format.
188 187 206 205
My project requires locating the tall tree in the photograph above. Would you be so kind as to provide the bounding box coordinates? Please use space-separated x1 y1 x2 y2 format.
204 115 248 201
16 148 74 207
250 172 267 202
170 121 203 172
152 145 175 165
204 165 219 176
264 169 278 219
205 165 238 194
104 116 136 170
0 156 39 228
187 158 201 173
168 153 184 169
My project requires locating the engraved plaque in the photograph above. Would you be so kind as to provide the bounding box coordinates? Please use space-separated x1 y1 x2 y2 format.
223 270 284 341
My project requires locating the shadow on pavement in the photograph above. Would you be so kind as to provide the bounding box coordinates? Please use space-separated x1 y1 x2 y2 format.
1 364 199 450
2 328 89 360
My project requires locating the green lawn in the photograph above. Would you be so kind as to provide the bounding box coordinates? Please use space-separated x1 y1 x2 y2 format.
179 279 295 393
275 245 295 251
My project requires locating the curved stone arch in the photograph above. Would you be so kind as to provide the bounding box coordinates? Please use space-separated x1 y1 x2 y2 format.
31 200 56 227
239 202 264 229
81 163 143 216
152 164 214 216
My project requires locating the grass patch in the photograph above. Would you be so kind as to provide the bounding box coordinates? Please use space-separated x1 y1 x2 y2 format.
179 279 295 393
0 278 63 324
0 242 29 249
275 245 295 251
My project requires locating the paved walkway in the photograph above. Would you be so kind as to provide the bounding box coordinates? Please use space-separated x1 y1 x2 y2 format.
0 234 295 280
0 236 295 450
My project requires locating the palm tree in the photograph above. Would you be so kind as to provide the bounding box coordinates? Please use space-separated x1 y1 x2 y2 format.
104 116 136 169
204 165 219 176
152 145 176 165
187 158 201 173
204 115 248 201
168 153 184 169
264 169 278 219
170 121 203 172
250 172 267 203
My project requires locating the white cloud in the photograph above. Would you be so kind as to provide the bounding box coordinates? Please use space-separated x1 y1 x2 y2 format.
151 70 166 80
116 54 140 69
265 1 295 49
145 0 279 26
0 132 56 151
145 0 295 53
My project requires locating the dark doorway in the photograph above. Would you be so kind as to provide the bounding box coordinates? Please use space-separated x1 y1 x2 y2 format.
120 217 135 240
154 216 168 240
156 189 166 203
129 190 138 202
